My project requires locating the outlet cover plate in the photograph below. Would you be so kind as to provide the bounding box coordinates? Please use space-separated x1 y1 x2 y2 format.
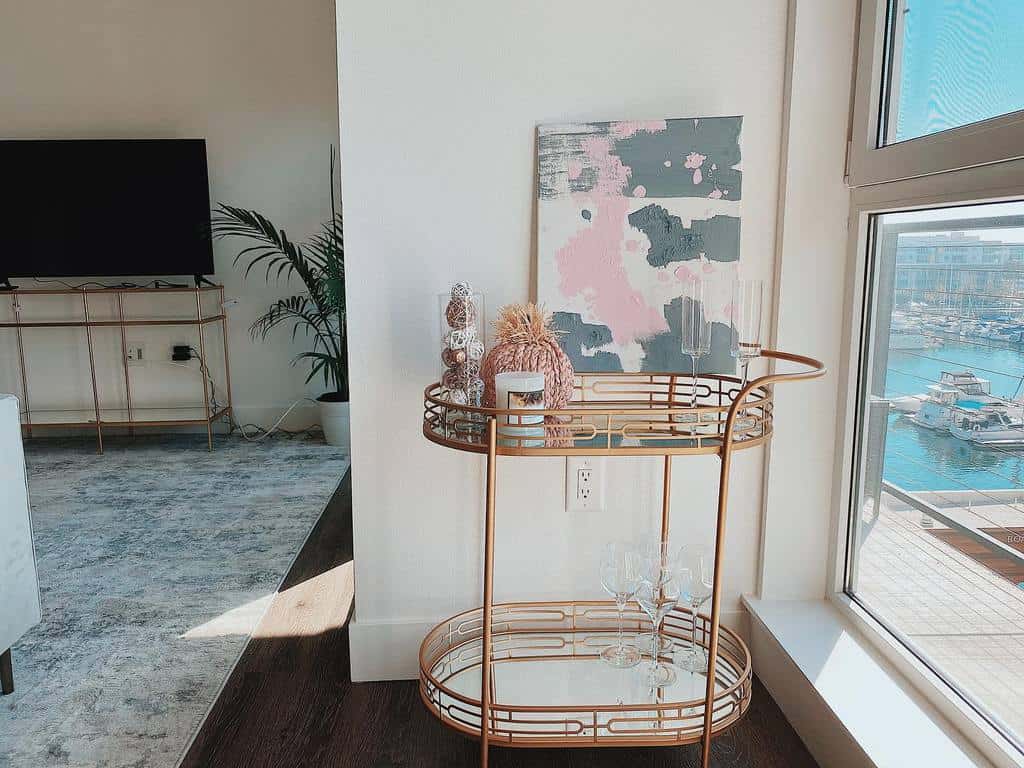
566 457 605 512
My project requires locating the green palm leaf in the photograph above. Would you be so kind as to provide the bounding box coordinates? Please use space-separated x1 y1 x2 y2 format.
213 147 348 399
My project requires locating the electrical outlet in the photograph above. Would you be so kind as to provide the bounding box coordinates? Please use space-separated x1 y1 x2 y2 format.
125 342 147 365
566 457 604 512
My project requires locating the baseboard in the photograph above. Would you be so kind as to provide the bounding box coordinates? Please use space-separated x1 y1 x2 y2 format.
349 608 750 683
18 404 320 440
349 614 439 682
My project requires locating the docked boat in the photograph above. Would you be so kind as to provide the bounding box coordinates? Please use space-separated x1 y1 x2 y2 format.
948 409 1024 447
906 383 961 428
893 370 1000 415
889 312 943 351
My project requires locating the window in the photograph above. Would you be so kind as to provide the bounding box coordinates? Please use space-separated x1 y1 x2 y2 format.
841 1 1024 761
846 201 1024 750
880 0 1024 145
849 0 1024 186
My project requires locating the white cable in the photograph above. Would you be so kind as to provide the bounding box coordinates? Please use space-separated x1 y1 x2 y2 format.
179 346 322 441
232 399 307 442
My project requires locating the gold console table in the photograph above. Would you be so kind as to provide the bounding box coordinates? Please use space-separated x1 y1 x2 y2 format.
2 285 233 453
419 350 825 767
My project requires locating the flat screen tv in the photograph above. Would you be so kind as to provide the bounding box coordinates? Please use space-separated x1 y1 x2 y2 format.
0 139 214 282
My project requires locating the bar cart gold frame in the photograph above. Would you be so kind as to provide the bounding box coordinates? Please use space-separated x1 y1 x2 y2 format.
2 285 233 453
419 349 825 767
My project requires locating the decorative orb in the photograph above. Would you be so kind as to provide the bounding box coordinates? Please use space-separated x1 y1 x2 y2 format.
466 339 484 361
445 327 475 350
441 346 467 367
450 281 473 301
443 366 466 390
446 297 477 328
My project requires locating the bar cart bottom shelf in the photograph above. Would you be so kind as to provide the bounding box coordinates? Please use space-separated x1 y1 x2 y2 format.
419 600 752 748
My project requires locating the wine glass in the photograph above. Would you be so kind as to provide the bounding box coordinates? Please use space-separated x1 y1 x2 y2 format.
634 542 683 688
677 547 714 674
729 279 763 389
680 279 712 412
599 542 642 668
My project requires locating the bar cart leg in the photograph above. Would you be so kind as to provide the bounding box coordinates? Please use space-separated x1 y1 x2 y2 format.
480 417 498 767
701 441 734 768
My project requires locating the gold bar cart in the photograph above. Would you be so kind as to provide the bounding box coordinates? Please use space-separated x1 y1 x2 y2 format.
419 350 825 767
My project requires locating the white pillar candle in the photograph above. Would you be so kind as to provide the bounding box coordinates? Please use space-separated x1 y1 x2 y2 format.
494 371 545 447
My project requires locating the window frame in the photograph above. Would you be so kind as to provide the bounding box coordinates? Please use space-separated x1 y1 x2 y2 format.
830 158 1024 768
848 0 1024 187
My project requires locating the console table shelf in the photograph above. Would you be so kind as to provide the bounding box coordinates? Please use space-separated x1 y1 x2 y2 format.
419 350 825 767
3 285 233 453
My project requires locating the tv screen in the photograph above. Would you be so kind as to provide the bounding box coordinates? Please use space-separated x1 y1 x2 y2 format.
0 139 214 279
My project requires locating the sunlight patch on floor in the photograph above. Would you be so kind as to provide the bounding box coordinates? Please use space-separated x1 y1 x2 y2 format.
181 560 355 640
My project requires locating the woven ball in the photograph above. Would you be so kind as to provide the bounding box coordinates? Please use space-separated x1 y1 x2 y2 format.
444 328 475 350
481 341 575 408
445 297 477 329
450 281 473 301
442 366 463 390
441 346 467 367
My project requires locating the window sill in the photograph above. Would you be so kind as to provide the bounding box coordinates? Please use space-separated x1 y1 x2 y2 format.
743 596 1016 768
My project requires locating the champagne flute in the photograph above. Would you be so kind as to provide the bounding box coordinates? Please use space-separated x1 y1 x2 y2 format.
680 279 712 415
634 542 682 688
729 279 763 390
677 547 714 673
599 542 642 668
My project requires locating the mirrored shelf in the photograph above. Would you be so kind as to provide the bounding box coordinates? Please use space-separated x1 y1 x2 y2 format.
419 601 750 747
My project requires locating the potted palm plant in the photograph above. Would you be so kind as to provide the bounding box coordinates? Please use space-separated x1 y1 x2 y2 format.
212 150 349 446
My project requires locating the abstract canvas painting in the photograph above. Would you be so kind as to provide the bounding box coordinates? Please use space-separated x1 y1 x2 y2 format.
536 116 742 373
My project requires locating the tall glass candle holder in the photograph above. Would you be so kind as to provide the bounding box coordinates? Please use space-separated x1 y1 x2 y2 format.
438 283 485 435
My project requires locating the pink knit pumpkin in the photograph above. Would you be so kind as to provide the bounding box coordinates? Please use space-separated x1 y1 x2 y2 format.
481 303 575 408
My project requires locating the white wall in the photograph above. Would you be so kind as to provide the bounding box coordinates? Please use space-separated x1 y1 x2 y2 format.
338 0 795 679
0 0 341 428
761 0 857 601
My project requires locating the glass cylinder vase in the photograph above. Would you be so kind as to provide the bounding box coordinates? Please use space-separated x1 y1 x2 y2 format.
438 284 485 435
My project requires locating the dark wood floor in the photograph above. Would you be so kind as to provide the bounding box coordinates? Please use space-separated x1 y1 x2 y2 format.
182 471 818 768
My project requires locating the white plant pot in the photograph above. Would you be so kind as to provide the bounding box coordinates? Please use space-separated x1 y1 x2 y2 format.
318 398 350 449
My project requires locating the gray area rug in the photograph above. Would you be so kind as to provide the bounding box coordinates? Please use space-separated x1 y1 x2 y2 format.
0 435 349 768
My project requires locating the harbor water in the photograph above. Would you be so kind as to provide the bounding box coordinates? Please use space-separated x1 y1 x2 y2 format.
884 341 1024 491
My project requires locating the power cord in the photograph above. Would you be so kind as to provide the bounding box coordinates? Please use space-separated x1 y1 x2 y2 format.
187 346 323 440
33 277 186 290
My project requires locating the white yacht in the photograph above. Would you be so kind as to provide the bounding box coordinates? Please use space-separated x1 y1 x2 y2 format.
888 312 943 351
892 370 999 415
906 383 961 429
948 409 1024 447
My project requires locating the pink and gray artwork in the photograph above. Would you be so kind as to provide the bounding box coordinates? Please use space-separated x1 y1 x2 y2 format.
536 116 742 373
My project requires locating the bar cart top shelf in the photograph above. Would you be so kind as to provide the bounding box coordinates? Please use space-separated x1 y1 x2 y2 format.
423 349 825 457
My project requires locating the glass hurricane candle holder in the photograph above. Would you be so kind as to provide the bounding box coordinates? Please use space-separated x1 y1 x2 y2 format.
438 284 485 435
